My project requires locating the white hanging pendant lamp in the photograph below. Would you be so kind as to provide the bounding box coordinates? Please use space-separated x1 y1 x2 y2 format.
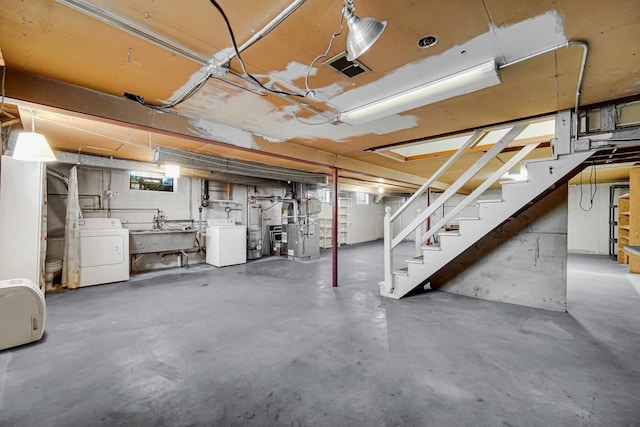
13 110 56 162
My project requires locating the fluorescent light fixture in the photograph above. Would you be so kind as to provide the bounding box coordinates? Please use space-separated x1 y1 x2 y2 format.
340 60 501 126
164 164 180 178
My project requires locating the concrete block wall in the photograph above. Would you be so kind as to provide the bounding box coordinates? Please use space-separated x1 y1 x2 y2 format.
430 184 569 312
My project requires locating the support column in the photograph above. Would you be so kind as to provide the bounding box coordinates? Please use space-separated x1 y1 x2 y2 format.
332 167 338 288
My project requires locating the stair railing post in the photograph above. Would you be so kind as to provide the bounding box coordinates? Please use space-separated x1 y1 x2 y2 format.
415 208 423 257
383 206 393 292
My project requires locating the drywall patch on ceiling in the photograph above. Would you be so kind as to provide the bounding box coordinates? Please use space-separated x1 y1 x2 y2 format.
330 10 568 112
188 116 258 150
272 62 347 100
493 10 566 64
164 66 211 105
166 62 418 143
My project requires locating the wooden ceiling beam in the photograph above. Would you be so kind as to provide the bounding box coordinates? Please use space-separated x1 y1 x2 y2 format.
3 68 435 188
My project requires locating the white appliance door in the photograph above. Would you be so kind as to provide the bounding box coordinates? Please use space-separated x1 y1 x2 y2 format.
0 156 44 285
80 234 126 267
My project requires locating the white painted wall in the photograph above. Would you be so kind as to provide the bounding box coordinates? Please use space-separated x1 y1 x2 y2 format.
349 193 385 244
48 166 252 232
46 164 263 271
567 182 628 255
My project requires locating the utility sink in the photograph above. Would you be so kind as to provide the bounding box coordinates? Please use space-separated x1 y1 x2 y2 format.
129 228 197 254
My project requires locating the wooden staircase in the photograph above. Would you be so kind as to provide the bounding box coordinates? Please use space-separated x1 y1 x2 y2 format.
379 114 595 299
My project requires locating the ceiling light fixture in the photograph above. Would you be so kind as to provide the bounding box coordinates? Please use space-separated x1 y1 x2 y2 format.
339 59 501 126
343 0 387 61
418 35 438 49
13 111 56 162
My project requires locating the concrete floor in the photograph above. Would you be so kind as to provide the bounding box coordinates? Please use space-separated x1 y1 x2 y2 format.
1 242 639 426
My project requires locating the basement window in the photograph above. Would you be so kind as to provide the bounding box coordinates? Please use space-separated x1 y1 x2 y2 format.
130 171 175 192
356 192 369 205
318 189 332 203
374 117 556 162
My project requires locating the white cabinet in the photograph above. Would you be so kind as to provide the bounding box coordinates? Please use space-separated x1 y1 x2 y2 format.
0 156 46 289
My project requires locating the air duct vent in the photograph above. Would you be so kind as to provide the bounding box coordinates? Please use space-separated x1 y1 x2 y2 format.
323 52 370 78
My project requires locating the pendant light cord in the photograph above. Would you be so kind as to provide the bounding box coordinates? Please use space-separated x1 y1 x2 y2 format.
304 14 345 97
130 0 361 122
578 164 597 212
208 0 305 98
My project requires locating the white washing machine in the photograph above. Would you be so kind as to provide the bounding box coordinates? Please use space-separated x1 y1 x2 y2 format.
79 218 130 287
206 219 247 267
0 278 46 351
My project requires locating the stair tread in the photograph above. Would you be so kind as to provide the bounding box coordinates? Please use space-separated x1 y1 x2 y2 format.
523 156 555 165
438 231 460 236
406 256 424 264
477 198 503 204
457 216 480 221
422 245 441 251
500 179 529 186
393 267 409 276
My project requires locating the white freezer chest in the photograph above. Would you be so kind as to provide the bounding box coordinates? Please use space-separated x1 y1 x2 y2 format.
0 278 46 351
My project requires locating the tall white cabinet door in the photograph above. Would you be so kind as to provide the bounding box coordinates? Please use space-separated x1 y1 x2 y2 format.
0 156 45 287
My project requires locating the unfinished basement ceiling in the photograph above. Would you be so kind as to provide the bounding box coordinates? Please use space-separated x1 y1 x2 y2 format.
1 0 639 190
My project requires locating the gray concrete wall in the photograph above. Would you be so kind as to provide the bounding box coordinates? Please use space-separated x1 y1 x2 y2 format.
430 184 569 312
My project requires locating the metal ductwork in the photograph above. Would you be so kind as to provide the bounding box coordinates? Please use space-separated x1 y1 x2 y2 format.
153 146 327 185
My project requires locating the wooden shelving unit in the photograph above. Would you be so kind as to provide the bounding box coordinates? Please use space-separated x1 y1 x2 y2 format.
318 218 332 249
618 193 630 264
629 166 640 273
318 198 353 248
619 166 640 273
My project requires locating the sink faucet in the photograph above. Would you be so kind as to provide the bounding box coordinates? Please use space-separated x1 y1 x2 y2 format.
153 211 166 230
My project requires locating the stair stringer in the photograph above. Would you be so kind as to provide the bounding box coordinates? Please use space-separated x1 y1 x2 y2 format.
380 151 593 299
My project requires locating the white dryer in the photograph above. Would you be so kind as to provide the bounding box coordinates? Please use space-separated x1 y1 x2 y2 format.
206 219 247 267
0 278 46 351
79 218 130 287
